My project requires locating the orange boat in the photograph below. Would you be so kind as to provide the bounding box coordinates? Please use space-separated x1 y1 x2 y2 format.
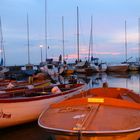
38 87 140 140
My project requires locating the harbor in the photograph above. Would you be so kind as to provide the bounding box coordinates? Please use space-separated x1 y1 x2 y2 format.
0 72 140 140
1 0 140 140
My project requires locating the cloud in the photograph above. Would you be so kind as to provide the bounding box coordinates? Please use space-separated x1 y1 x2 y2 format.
67 54 77 59
110 32 138 44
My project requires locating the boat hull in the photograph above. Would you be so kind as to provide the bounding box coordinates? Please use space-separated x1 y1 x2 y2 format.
0 84 87 128
91 63 107 73
107 64 129 72
38 87 140 140
64 69 74 75
129 65 139 71
75 68 93 75
54 131 140 140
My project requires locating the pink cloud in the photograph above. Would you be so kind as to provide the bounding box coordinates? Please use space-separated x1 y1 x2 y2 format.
131 47 139 51
66 51 122 61
95 51 121 55
67 54 78 59
79 48 122 56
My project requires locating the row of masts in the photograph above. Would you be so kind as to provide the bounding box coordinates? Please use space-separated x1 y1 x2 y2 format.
25 4 140 65
1 3 140 66
26 0 48 65
77 8 140 64
27 0 65 65
76 8 140 64
26 5 140 65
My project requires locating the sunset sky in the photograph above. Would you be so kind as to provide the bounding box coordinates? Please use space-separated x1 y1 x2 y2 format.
0 0 140 65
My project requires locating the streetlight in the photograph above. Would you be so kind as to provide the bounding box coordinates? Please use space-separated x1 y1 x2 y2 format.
39 45 43 62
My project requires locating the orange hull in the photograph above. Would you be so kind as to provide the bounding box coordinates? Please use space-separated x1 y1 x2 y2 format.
55 131 140 140
38 87 140 140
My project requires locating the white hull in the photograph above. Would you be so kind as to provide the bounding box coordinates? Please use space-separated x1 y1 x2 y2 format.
75 68 86 73
0 84 87 128
40 65 58 76
91 63 107 72
129 65 139 71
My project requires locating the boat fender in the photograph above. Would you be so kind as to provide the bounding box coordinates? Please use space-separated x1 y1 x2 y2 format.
51 86 61 94
27 85 34 89
65 84 70 89
0 90 6 93
28 76 34 84
7 82 15 89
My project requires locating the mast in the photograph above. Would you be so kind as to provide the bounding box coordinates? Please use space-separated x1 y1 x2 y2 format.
125 20 127 62
77 6 80 62
138 18 140 62
0 17 5 66
62 16 65 62
27 14 30 64
45 0 47 60
88 16 93 62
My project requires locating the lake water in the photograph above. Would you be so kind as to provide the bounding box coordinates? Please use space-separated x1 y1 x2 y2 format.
1 71 140 140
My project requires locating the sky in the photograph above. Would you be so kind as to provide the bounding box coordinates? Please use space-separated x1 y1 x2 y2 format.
0 0 140 66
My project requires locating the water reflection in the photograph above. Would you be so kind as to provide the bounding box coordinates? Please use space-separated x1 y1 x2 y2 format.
84 71 140 95
1 71 140 140
0 121 52 140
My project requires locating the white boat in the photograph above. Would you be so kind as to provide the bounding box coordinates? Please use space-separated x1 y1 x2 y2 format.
90 62 107 72
74 61 93 75
87 17 107 73
40 58 61 76
0 83 87 128
107 63 129 72
129 63 139 71
0 66 9 75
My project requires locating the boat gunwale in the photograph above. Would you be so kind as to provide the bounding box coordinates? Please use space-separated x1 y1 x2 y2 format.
38 98 140 136
38 120 140 136
0 84 86 103
38 122 140 136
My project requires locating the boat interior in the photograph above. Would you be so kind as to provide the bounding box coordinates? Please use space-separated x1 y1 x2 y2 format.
0 84 82 98
68 87 140 103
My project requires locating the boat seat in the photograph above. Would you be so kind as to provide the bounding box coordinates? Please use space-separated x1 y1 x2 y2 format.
60 88 71 91
38 92 51 95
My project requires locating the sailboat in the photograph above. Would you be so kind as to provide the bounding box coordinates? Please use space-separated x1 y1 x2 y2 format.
58 16 74 76
126 19 139 71
74 7 93 75
88 16 107 72
39 0 60 77
128 18 140 71
22 14 36 76
107 20 129 72
0 17 9 77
